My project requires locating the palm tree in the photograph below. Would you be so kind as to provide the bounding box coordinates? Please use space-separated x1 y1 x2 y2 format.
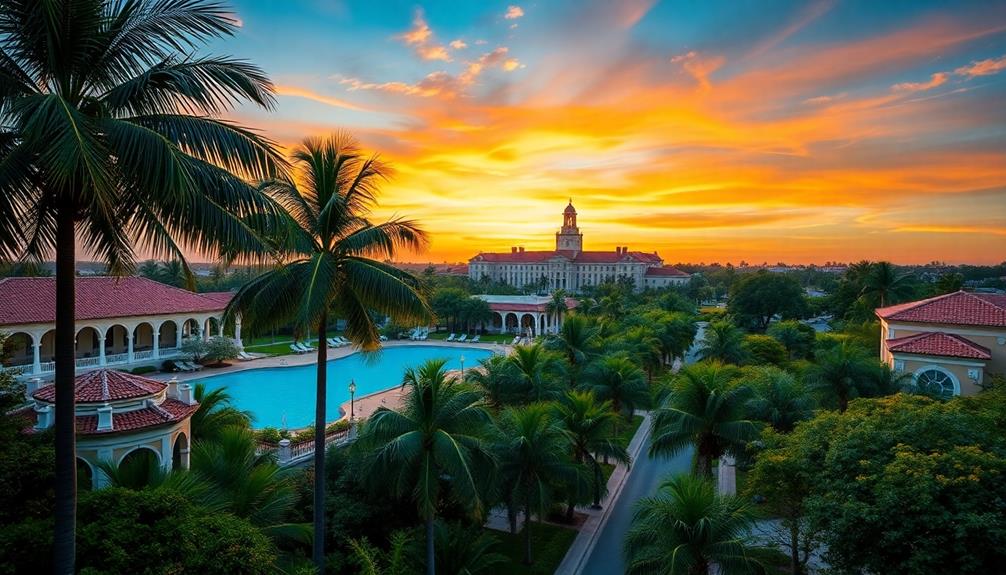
650 363 756 478
624 474 763 575
226 133 430 571
356 359 493 575
465 354 525 408
861 261 914 308
698 320 748 364
544 314 597 388
493 404 578 565
413 521 507 575
190 383 252 442
0 4 284 570
806 342 869 412
745 367 813 433
190 426 308 544
553 391 629 510
508 342 564 402
545 289 569 333
582 354 650 420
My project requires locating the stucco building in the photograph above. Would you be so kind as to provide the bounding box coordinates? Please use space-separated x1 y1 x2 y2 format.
18 369 198 489
468 201 689 292
0 276 239 378
877 290 1006 397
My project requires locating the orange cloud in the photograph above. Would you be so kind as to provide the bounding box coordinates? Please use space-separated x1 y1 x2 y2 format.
893 72 948 92
504 5 524 20
954 54 1006 77
273 85 367 111
398 10 452 62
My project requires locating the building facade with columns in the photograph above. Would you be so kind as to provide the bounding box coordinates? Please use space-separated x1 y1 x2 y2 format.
475 294 579 336
468 201 690 293
0 276 239 378
18 369 198 489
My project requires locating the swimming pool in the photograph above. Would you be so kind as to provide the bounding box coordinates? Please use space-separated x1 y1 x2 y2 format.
194 345 495 429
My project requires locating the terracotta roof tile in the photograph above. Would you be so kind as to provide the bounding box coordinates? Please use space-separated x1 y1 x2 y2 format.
470 249 662 264
33 369 166 403
645 266 690 277
74 399 198 435
876 291 1006 328
0 277 231 326
887 332 991 360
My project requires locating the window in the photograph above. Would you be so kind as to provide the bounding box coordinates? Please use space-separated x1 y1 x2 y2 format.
914 368 957 399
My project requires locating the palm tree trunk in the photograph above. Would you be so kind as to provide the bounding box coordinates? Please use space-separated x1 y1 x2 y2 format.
313 314 328 573
53 206 77 575
426 515 436 575
523 494 533 565
790 521 801 575
508 498 518 534
592 459 602 508
697 454 713 479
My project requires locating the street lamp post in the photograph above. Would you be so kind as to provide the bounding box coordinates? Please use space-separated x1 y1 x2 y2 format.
459 354 465 380
348 379 357 420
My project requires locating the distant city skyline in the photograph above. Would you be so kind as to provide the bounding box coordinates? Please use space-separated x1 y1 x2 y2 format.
190 1 1006 264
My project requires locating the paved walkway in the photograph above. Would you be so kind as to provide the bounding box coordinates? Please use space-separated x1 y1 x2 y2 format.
338 386 407 422
554 411 653 575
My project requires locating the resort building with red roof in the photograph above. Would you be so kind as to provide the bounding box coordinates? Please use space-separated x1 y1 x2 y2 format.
0 276 240 378
17 369 198 489
876 291 1006 397
468 201 689 293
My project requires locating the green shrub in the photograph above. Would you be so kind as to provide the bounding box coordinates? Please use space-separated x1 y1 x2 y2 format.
130 365 157 375
255 427 289 444
326 420 351 434
741 334 788 366
77 488 276 574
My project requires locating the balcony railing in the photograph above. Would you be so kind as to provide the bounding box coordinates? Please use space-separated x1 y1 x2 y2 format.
75 356 101 369
134 350 153 361
104 352 129 365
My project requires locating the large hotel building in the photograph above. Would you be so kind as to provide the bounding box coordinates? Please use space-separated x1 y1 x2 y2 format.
468 201 689 293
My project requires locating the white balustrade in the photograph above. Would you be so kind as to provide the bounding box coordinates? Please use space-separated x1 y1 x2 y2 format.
2 364 32 376
40 361 55 373
133 350 153 361
104 352 129 365
75 356 101 368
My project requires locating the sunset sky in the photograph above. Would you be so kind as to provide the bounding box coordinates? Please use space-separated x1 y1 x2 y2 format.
214 0 1006 265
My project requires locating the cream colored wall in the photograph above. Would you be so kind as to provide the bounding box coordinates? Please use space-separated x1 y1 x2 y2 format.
898 357 984 396
885 320 1006 374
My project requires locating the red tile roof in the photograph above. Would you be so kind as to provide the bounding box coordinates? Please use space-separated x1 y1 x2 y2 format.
0 277 231 326
33 369 166 404
75 399 198 435
18 398 197 435
886 332 991 360
471 249 662 264
645 266 690 277
486 297 579 313
876 291 1006 328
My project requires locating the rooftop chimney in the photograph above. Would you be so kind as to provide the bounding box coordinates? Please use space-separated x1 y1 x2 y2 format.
178 383 197 406
97 403 113 431
519 247 525 253
34 403 53 430
166 376 179 400
25 378 42 402
511 247 517 253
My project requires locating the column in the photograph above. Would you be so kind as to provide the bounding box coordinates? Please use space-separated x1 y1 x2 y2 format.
152 328 160 360
126 332 134 364
98 333 107 366
176 324 183 349
161 435 172 472
179 441 190 470
217 317 224 337
234 315 243 350
32 341 41 375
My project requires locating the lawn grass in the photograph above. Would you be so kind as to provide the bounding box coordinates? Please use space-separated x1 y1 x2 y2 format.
422 331 514 344
243 338 322 356
486 522 578 575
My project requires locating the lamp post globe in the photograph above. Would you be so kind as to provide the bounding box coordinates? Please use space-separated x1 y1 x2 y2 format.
460 354 465 380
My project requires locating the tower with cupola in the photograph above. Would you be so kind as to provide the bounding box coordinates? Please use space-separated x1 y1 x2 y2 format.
555 199 583 252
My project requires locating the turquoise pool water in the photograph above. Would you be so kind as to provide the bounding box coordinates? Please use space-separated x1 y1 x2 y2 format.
194 345 494 429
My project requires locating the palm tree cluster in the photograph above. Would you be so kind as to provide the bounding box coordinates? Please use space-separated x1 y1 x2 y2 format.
354 354 635 572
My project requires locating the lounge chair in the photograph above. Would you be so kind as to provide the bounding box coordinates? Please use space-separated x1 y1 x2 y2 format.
290 343 307 354
510 335 520 346
183 361 203 371
469 334 480 343
445 333 456 342
379 335 387 342
326 338 339 347
297 342 316 352
457 334 468 343
336 336 351 346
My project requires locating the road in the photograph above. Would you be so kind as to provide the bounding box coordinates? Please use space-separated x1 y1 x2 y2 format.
578 322 706 575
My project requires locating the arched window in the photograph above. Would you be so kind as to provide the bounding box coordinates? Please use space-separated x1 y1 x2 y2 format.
915 368 958 399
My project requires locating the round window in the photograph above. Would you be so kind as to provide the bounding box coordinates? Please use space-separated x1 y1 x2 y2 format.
915 369 956 399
